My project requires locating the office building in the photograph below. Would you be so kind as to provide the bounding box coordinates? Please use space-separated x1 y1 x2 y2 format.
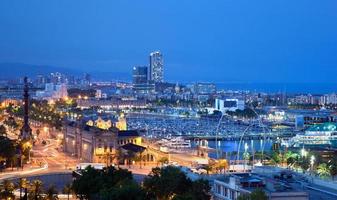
213 172 308 200
132 66 154 93
215 98 245 113
193 83 216 94
149 51 164 83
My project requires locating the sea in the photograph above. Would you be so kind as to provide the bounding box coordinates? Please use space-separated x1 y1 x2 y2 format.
215 82 337 94
192 139 274 159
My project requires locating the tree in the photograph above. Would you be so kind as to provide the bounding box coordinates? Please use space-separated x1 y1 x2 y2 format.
157 157 169 166
317 163 330 178
250 189 268 200
62 183 72 200
284 151 298 167
0 125 7 137
45 185 58 200
238 189 267 200
72 166 144 200
270 152 281 166
213 159 229 173
0 179 15 199
0 136 17 169
143 166 210 200
18 178 29 199
72 166 102 199
328 154 337 180
29 179 43 200
203 165 213 175
100 180 146 200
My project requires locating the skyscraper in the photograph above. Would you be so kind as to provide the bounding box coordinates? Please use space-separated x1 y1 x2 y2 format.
149 51 164 83
132 66 154 93
133 66 148 85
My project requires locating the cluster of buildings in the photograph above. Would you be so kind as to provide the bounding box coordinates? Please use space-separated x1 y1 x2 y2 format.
288 93 337 105
35 83 68 100
63 113 159 165
35 72 91 88
213 167 309 200
132 51 164 94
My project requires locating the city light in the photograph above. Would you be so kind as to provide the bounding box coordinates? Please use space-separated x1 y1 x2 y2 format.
301 148 308 157
1 3 337 199
310 155 315 166
244 143 248 151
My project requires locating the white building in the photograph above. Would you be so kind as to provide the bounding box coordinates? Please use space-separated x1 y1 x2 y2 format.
215 98 245 113
149 51 164 83
35 83 68 100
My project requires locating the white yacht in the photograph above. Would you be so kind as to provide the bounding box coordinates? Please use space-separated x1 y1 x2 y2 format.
157 136 191 149
288 122 337 148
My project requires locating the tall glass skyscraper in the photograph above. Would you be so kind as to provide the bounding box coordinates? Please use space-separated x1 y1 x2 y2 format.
149 51 164 83
132 66 154 93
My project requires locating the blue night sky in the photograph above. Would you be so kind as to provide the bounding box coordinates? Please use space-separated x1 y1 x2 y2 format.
1 0 337 83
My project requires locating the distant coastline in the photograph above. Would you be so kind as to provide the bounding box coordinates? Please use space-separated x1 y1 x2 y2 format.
215 82 337 94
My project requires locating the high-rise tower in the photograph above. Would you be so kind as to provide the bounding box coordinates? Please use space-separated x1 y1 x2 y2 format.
20 77 32 140
149 51 164 83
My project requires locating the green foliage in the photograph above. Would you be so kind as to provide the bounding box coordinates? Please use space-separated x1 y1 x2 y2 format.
238 189 268 200
72 166 142 200
3 116 19 130
284 151 298 166
158 157 169 166
45 185 59 200
317 163 330 178
0 179 15 199
28 179 43 200
270 152 281 165
62 183 72 200
67 88 96 98
0 125 7 137
226 108 257 119
0 136 17 166
13 99 63 130
143 166 211 200
100 180 146 200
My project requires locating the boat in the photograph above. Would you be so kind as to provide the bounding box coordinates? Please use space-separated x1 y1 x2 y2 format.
157 136 191 150
287 122 337 148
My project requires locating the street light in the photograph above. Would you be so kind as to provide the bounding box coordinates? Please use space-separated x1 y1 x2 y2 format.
244 143 248 172
301 148 307 158
310 155 315 173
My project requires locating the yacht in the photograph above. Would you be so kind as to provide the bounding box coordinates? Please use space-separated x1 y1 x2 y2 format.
288 122 337 148
157 136 191 149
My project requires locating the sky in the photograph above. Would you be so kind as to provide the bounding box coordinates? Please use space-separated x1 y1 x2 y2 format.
1 0 337 83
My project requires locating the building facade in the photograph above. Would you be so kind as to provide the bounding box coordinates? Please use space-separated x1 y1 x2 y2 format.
149 51 164 83
132 66 154 93
215 98 245 113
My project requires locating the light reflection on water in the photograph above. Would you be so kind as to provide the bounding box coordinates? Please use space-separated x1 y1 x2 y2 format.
192 139 273 159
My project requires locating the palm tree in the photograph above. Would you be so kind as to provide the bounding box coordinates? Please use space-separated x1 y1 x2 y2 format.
62 183 72 200
18 178 28 199
204 164 213 175
29 179 43 200
0 125 7 137
45 185 58 200
133 153 143 169
157 157 169 166
317 163 330 178
0 179 15 199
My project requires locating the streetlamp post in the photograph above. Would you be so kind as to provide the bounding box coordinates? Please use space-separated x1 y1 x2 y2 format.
310 155 315 175
244 143 248 172
300 147 307 173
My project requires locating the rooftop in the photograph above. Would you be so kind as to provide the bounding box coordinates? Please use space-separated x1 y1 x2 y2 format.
120 143 146 153
117 130 140 137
